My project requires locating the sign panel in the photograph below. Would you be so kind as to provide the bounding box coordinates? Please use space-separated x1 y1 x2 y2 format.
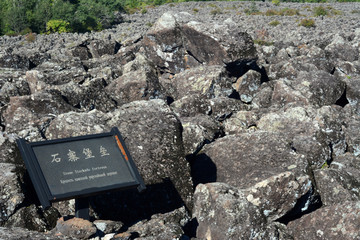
16 127 146 209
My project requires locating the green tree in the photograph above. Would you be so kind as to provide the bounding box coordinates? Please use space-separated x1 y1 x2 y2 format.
46 19 71 33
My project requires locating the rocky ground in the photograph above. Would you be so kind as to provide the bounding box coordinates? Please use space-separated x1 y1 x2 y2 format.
1 1 360 239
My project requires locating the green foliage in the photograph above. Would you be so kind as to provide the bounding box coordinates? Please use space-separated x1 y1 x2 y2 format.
299 18 315 28
313 5 328 16
0 0 358 36
265 9 278 16
279 7 300 16
269 20 280 26
46 19 71 33
272 0 281 6
210 7 223 15
254 39 274 46
244 1 261 15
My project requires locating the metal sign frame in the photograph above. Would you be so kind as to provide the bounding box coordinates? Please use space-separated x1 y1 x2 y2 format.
16 127 146 209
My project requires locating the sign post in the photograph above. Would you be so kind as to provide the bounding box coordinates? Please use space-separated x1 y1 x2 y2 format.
16 127 145 218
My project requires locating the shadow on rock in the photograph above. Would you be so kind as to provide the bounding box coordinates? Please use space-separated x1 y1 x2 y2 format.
89 178 185 226
189 153 217 188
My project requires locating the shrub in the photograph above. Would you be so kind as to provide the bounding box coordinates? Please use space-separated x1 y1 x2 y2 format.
46 19 71 33
244 2 261 15
272 0 281 6
265 9 279 16
269 20 280 26
25 32 36 42
299 18 315 28
254 39 273 46
280 8 300 16
313 6 328 16
210 8 223 15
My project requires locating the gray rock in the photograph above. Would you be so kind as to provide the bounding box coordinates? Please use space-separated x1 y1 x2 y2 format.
142 11 256 74
102 100 193 215
180 114 223 156
224 109 263 135
233 69 262 103
53 217 97 239
192 131 308 189
93 219 123 235
207 97 251 122
105 54 162 106
344 117 360 157
118 207 190 240
287 201 360 240
0 227 75 239
166 65 234 100
4 204 58 232
314 168 360 206
3 92 74 140
0 163 24 226
170 94 211 118
193 182 289 240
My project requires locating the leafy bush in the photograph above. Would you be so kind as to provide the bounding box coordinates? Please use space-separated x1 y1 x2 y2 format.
244 1 261 15
210 7 223 15
46 19 71 33
313 5 328 16
272 0 281 6
279 7 300 16
269 20 280 26
299 18 315 28
25 32 36 42
265 9 279 16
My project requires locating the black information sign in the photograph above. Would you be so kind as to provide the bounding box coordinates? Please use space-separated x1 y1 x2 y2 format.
16 127 146 209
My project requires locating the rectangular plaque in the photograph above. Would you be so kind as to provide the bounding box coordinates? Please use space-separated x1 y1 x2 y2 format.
16 127 146 209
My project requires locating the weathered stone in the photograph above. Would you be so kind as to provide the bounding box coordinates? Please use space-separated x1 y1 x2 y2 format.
180 114 223 156
0 163 24 226
105 54 161 106
3 92 74 140
287 202 360 240
192 131 308 189
119 207 190 240
223 109 263 135
233 69 262 103
170 94 211 118
0 227 74 239
325 35 359 62
54 217 97 239
87 39 121 58
270 80 309 108
45 110 106 139
93 100 193 222
193 183 276 240
293 70 346 107
168 65 233 100
93 220 123 235
314 168 360 206
142 12 256 74
207 97 251 122
0 132 22 164
4 204 48 232
244 171 312 222
344 117 360 157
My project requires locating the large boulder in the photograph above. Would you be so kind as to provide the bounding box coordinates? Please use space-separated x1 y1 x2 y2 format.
142 12 256 74
165 65 234 100
287 201 360 240
192 131 308 188
2 92 74 140
0 163 24 226
193 183 292 240
45 100 193 225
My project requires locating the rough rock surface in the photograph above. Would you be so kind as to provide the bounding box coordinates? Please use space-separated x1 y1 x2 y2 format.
1 1 360 239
